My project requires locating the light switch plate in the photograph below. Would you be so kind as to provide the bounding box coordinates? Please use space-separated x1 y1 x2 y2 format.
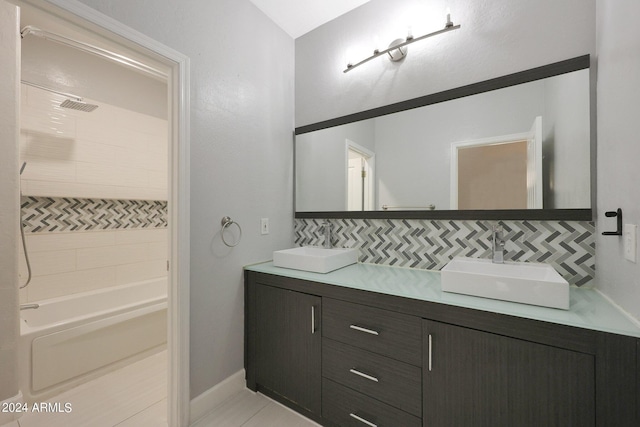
623 224 637 263
261 218 269 235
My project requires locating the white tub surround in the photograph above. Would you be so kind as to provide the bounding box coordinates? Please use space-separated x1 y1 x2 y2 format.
19 81 169 302
19 83 168 202
19 227 168 302
19 278 167 402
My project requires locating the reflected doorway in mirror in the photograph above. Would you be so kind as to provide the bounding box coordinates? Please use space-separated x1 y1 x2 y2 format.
346 139 375 211
450 116 543 210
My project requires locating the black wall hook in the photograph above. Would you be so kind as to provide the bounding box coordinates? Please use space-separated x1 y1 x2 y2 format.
602 208 622 236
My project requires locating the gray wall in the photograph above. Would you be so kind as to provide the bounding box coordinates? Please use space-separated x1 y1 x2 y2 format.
542 71 591 208
296 0 595 127
77 0 295 399
0 0 20 405
595 0 640 321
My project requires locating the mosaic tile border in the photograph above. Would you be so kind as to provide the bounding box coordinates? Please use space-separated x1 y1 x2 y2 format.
295 218 596 287
21 196 167 233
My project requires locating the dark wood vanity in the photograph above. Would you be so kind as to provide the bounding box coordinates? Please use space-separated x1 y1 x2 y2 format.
245 264 639 427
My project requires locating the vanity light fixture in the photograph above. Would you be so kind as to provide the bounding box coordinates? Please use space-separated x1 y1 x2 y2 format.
344 11 460 73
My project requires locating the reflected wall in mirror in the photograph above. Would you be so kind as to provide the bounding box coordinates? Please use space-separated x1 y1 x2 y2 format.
295 57 592 219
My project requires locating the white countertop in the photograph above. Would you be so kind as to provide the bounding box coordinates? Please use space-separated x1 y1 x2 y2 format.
245 261 640 339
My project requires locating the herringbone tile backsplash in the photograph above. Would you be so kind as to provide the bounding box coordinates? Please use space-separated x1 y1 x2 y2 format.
21 196 168 233
295 218 595 287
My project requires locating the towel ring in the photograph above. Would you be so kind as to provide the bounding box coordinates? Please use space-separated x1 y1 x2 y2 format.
221 216 242 247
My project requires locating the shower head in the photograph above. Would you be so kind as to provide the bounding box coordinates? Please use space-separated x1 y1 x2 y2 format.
20 162 27 175
60 99 99 112
21 81 99 112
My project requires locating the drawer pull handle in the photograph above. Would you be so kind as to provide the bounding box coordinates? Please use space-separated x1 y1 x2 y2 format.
349 324 379 336
349 413 378 427
428 333 432 372
349 368 379 382
311 306 315 334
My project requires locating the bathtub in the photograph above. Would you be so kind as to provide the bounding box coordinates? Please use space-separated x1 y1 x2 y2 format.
19 278 167 402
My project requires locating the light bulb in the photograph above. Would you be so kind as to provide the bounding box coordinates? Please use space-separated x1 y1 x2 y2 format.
346 48 354 67
407 25 414 40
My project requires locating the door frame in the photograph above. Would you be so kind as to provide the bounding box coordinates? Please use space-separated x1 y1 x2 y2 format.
450 130 539 210
15 1 191 425
345 139 375 211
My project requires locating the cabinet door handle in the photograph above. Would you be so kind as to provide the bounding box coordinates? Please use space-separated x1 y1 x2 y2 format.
311 305 315 334
349 324 379 336
349 413 378 427
428 333 433 372
349 368 379 382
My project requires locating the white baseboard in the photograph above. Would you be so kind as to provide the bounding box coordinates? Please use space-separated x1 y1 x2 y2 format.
189 369 246 424
0 391 23 426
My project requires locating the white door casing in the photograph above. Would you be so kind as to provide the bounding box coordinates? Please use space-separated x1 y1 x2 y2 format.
12 1 191 425
0 0 22 420
450 116 543 210
346 139 375 211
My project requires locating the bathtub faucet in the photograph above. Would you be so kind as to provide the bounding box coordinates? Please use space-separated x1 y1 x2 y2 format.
20 303 39 310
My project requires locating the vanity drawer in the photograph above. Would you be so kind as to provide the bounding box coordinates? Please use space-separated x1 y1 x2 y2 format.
323 298 422 366
323 338 422 417
323 378 421 427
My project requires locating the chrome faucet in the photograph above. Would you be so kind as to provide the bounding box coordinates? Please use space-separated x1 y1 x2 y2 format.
20 303 39 310
321 220 333 249
491 225 505 264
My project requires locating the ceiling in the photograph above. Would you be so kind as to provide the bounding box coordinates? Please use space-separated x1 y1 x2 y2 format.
249 0 370 39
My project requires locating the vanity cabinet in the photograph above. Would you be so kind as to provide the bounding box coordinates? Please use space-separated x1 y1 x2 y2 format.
323 298 422 366
322 298 422 426
247 283 322 416
423 320 595 426
245 268 639 427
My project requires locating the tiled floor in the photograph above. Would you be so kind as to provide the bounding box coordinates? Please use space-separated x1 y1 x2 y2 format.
14 350 167 427
10 349 319 427
192 391 321 427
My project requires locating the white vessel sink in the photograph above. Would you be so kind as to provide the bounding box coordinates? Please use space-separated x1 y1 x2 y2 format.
273 246 359 273
441 257 569 310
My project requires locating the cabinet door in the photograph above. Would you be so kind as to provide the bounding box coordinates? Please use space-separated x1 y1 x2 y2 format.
255 285 321 414
423 320 595 427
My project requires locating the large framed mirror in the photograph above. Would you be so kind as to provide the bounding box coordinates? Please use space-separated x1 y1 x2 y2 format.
295 55 593 220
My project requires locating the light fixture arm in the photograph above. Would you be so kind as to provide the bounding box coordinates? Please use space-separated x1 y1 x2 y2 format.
344 23 461 73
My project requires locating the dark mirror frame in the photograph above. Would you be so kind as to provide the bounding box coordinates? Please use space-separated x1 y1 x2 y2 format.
294 55 594 221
